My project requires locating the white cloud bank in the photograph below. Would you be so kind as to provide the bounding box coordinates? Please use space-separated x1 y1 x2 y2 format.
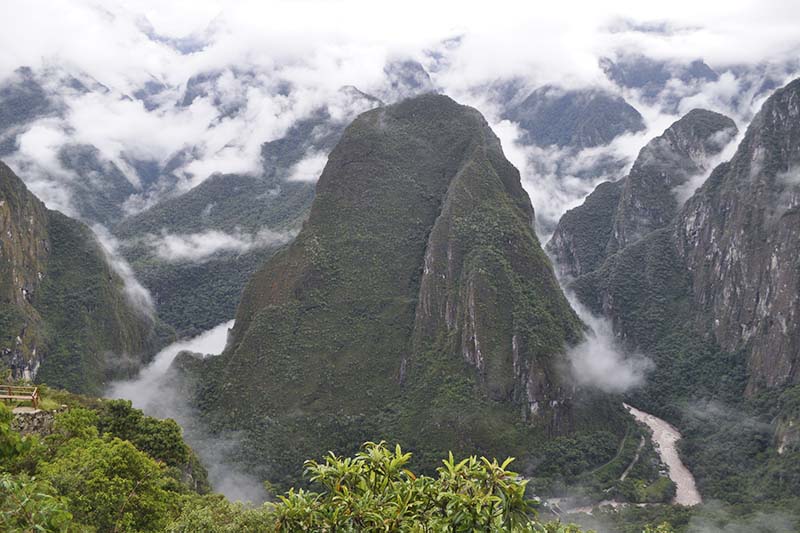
566 296 654 394
146 227 295 262
286 151 328 182
1 0 797 220
107 320 269 503
93 224 156 315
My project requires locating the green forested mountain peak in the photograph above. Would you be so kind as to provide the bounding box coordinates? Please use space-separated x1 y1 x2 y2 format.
181 94 624 488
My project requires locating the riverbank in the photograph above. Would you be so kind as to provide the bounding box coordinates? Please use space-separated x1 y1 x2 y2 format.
624 403 701 506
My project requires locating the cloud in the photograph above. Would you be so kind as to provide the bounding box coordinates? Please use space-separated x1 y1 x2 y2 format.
673 125 741 205
6 120 77 215
107 320 269 504
286 150 328 182
145 227 295 262
92 224 156 315
491 118 652 238
565 295 654 393
1 0 797 233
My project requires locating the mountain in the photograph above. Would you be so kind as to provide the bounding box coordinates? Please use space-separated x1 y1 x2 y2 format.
379 59 436 102
116 90 381 335
0 162 165 394
600 55 719 101
504 85 645 149
676 80 800 395
612 109 737 250
563 79 800 505
178 94 627 488
545 179 624 279
56 143 140 226
0 67 54 155
548 109 737 278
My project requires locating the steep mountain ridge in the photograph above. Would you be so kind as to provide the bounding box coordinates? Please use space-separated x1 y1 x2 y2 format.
0 162 164 393
612 109 737 251
677 79 800 394
181 94 624 488
548 109 737 278
563 78 800 505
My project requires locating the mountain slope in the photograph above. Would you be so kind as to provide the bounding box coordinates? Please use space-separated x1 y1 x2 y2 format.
548 109 737 278
601 55 719 103
181 94 625 487
677 79 800 394
504 85 645 149
116 95 379 335
0 162 164 394
565 78 800 506
612 109 737 250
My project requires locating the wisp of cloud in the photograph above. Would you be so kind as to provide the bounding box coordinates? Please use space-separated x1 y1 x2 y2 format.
565 295 654 393
108 320 269 504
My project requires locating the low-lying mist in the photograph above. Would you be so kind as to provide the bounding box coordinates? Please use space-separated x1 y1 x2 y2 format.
565 295 654 394
107 320 269 504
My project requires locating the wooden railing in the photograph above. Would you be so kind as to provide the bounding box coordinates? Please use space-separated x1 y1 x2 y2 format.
0 385 40 409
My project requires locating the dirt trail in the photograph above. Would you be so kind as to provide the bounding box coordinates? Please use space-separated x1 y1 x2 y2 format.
619 436 645 481
624 403 702 506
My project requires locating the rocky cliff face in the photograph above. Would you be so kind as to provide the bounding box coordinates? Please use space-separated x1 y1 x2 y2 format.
568 83 800 397
561 82 800 505
185 94 621 487
0 161 50 374
613 109 737 251
0 162 163 393
677 79 800 394
547 109 737 278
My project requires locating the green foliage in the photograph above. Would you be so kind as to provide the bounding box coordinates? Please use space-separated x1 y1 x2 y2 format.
0 473 77 533
6 401 602 532
0 404 35 468
533 432 619 479
166 442 590 532
165 495 274 533
97 400 191 469
38 434 179 532
0 393 216 532
49 407 100 443
269 442 588 531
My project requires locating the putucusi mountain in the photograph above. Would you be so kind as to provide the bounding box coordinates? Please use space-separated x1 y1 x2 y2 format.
555 78 800 506
179 94 627 488
0 161 165 394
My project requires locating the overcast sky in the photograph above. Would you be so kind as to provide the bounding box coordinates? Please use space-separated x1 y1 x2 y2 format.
3 0 799 90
